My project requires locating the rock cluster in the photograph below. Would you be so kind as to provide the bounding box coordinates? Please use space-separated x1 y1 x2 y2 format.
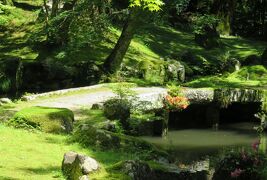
62 151 99 180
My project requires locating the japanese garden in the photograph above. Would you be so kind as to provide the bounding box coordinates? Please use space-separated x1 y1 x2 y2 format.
0 0 267 179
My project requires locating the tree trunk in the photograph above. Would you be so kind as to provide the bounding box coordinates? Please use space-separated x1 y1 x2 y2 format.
51 0 60 17
103 10 138 74
211 0 236 35
43 0 49 23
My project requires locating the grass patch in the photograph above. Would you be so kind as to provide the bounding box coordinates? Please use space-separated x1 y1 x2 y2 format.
0 125 142 180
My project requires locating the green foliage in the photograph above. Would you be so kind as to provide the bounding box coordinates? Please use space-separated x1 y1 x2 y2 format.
0 3 36 28
47 0 110 48
193 14 219 34
103 98 130 121
108 83 137 100
0 74 11 93
8 106 74 133
166 84 183 97
129 0 164 11
213 147 267 180
0 3 14 27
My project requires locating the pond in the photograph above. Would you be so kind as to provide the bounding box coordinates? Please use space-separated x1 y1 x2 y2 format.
141 122 265 163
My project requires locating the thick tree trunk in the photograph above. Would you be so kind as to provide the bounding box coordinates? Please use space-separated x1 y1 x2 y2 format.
211 0 236 35
103 11 138 74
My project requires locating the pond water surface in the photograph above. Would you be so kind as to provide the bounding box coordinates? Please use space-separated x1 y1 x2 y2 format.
141 122 266 163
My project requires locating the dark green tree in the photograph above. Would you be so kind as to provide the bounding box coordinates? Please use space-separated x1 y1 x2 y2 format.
103 0 164 74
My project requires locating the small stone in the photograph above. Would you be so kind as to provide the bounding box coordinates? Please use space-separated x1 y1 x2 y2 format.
0 98 12 104
79 175 89 180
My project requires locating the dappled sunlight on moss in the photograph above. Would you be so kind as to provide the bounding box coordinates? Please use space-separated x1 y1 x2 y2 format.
185 65 267 88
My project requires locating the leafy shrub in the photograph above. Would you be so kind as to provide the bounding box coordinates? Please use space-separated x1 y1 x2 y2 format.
213 142 267 180
108 83 137 100
163 85 189 112
193 14 219 34
103 99 131 128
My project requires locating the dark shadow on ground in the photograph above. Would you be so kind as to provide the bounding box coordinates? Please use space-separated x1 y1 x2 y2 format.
20 166 60 175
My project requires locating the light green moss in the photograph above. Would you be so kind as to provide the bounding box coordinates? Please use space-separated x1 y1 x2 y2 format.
8 106 74 133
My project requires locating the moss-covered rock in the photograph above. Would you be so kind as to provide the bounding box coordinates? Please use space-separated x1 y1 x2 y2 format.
73 124 168 160
138 60 165 85
165 60 185 82
8 106 74 133
109 160 209 180
73 124 120 150
62 151 99 180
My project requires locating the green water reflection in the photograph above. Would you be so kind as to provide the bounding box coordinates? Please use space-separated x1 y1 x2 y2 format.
141 122 266 162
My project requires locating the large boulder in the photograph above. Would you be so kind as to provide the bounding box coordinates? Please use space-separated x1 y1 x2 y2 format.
138 60 165 84
112 160 209 180
8 106 74 133
62 151 99 180
121 160 155 180
73 124 121 150
165 60 185 82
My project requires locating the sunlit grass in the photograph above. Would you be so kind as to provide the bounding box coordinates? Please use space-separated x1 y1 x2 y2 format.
0 124 137 180
185 65 267 88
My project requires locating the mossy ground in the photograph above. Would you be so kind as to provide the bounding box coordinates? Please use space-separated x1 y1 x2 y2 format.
185 65 267 88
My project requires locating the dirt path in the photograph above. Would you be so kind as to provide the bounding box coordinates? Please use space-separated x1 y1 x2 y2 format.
20 85 167 120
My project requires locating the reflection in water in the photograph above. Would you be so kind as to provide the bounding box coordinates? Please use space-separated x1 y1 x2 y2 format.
141 122 265 162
